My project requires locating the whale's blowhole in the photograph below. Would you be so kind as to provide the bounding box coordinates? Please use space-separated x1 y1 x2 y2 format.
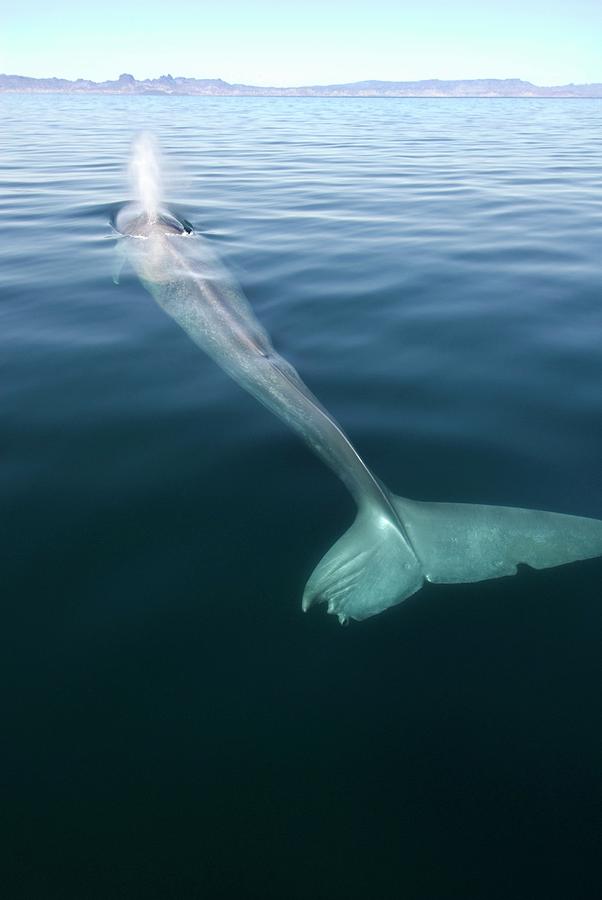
115 206 193 239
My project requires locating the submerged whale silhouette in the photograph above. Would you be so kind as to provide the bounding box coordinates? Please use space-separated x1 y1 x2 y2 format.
115 137 602 623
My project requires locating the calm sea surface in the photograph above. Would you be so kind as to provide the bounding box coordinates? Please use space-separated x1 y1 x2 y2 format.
2 95 601 898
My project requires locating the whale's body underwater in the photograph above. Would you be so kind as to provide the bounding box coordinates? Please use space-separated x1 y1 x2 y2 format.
115 141 602 623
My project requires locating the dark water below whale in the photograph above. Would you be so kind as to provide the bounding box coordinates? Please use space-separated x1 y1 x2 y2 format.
2 94 601 899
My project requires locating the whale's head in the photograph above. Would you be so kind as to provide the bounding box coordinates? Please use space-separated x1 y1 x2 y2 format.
115 205 192 239
112 205 194 286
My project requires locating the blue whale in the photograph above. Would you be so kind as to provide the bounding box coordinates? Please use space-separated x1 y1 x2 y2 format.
115 142 602 623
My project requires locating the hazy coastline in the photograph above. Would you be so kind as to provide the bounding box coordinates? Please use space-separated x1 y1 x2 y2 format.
2 72 602 97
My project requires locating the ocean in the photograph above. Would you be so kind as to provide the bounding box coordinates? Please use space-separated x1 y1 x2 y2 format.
2 94 601 898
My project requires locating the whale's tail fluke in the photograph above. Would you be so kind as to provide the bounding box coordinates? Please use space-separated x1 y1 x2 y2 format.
302 505 424 624
303 495 602 622
393 496 602 585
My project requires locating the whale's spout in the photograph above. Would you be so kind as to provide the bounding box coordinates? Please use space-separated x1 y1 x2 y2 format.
129 132 161 225
116 134 192 238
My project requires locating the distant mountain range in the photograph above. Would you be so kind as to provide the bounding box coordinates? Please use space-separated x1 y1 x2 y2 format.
1 73 602 97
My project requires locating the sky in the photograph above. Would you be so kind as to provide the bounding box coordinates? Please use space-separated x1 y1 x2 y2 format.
2 0 601 86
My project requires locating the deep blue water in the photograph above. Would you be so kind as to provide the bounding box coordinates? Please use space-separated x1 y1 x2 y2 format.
2 95 601 899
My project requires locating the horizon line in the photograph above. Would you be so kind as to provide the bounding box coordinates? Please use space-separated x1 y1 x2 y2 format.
2 72 602 88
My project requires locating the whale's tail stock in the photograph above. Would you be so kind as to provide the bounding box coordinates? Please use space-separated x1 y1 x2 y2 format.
303 493 602 623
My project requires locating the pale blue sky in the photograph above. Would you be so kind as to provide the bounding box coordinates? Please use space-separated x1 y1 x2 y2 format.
2 0 601 86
